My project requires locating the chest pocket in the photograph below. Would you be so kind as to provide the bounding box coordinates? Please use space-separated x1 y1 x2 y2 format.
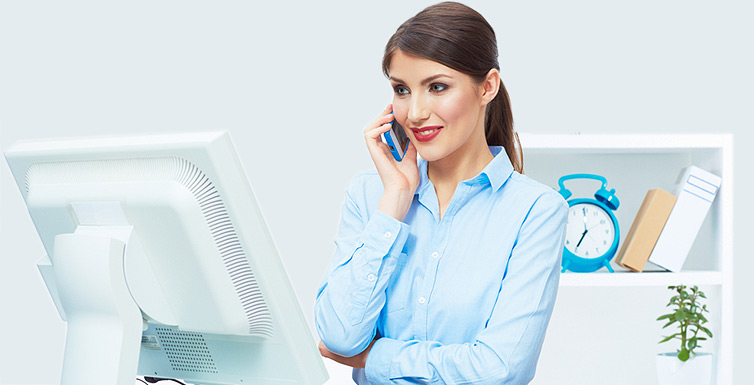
385 252 410 313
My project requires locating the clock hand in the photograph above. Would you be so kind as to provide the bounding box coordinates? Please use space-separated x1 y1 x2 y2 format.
583 208 588 231
576 229 587 248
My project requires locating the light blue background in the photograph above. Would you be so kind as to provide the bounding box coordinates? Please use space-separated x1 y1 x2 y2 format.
1 1 751 384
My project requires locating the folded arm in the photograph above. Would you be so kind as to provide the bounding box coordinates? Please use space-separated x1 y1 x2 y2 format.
315 178 411 357
364 192 568 384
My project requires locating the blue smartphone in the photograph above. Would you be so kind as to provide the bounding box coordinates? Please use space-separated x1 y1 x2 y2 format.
382 114 410 162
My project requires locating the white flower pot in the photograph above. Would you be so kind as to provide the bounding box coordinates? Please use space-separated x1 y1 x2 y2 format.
656 352 713 385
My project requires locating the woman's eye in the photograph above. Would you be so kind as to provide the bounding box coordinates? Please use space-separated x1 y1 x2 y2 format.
394 86 409 96
430 83 448 92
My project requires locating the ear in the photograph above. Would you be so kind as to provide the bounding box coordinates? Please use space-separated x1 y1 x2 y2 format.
480 68 501 106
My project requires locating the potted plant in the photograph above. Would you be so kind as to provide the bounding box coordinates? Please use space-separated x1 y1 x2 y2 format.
656 284 714 385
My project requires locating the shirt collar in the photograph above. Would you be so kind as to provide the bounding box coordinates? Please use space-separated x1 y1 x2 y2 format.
415 146 514 195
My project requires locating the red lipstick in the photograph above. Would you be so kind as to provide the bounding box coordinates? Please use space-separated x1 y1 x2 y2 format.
411 126 442 142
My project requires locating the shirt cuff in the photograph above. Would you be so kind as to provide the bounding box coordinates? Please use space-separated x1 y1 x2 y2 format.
365 337 402 384
362 210 411 255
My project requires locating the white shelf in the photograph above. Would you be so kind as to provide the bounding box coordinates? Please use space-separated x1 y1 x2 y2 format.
559 270 723 287
520 133 733 385
519 133 731 152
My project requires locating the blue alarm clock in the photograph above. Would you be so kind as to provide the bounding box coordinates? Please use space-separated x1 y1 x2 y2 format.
557 174 620 273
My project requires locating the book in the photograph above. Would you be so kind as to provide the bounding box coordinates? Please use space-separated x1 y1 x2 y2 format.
648 166 722 272
615 188 677 272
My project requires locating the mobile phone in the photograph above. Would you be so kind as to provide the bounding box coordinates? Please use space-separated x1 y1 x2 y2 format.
382 115 410 162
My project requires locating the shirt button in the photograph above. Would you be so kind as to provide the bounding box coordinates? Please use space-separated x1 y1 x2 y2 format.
367 274 376 281
384 231 392 238
418 297 426 304
431 252 439 259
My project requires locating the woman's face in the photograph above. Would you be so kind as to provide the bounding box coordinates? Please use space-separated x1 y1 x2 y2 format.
388 50 489 163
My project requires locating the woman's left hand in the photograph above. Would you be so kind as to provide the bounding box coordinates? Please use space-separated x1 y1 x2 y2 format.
318 339 377 369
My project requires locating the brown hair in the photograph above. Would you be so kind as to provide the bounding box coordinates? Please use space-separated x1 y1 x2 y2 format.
382 1 523 173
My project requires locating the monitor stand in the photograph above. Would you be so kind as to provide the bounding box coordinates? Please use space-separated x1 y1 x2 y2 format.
51 232 143 385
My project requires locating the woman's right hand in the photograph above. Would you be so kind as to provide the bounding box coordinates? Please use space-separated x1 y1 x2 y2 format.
363 104 420 222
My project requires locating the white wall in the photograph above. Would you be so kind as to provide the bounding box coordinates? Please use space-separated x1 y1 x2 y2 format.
1 0 751 384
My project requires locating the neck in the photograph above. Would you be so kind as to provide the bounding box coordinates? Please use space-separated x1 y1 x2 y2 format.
427 136 494 190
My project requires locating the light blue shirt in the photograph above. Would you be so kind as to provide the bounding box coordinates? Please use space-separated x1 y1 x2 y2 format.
315 146 568 384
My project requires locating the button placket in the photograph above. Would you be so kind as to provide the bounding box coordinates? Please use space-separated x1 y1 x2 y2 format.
412 219 452 340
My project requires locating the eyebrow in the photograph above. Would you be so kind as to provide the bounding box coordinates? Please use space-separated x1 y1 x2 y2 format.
389 74 451 86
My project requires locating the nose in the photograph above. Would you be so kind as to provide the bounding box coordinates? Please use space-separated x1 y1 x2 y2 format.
406 94 430 125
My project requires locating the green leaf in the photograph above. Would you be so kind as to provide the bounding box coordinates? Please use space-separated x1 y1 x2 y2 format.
659 333 680 344
662 319 678 329
675 308 686 322
701 327 713 338
678 348 690 362
657 314 673 321
688 337 697 350
659 335 676 344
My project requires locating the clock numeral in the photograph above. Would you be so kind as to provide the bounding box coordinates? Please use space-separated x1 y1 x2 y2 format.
600 219 606 225
585 251 590 256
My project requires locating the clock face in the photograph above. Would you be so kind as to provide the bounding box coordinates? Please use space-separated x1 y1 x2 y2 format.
564 202 616 259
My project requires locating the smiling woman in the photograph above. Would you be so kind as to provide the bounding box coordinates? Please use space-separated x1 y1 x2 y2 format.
314 2 568 384
382 1 521 174
387 51 496 168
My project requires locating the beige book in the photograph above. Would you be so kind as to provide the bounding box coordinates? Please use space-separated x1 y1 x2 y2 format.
615 188 677 272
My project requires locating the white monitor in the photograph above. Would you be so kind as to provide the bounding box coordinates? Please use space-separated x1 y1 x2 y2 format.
4 131 328 385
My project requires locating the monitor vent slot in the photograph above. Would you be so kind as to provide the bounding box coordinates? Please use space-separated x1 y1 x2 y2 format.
25 157 274 338
174 158 274 338
155 328 218 374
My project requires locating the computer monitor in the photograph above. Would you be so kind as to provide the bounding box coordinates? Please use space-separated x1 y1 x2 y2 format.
4 132 328 385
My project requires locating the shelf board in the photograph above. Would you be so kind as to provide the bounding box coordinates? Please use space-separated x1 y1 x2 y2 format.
558 270 723 287
519 133 731 153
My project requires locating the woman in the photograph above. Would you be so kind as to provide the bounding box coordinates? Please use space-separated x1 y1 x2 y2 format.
315 2 568 384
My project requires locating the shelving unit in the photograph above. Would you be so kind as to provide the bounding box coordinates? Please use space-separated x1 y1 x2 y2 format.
519 134 732 385
559 271 724 287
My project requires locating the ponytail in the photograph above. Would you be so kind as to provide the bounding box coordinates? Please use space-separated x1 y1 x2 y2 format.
485 80 523 174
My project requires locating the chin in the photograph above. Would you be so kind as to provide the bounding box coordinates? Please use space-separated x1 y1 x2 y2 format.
414 147 446 163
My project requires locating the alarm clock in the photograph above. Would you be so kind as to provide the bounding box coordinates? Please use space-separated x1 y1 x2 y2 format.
556 174 620 273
